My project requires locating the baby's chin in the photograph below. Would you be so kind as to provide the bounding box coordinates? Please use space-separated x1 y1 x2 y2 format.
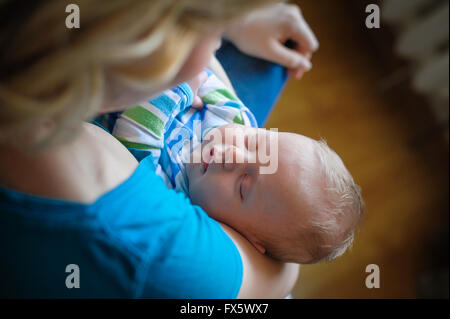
186 147 202 181
185 140 211 181
185 162 198 184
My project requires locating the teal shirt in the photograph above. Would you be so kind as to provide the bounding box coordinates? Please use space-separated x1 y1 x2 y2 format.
0 155 243 298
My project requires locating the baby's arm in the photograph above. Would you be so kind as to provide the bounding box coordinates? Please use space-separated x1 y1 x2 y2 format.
112 83 194 164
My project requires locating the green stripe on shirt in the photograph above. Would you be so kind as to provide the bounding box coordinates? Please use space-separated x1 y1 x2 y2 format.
233 111 244 125
115 136 159 150
123 105 165 137
202 89 240 105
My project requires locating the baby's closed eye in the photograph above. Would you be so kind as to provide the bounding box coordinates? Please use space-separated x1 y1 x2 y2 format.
239 174 250 202
244 133 259 152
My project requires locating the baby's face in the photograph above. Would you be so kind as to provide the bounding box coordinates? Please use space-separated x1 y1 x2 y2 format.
186 124 324 260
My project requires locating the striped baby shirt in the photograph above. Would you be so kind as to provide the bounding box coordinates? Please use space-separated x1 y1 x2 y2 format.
112 68 257 195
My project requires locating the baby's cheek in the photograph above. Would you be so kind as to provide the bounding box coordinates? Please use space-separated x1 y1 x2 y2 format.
191 178 232 218
202 181 226 207
189 177 216 205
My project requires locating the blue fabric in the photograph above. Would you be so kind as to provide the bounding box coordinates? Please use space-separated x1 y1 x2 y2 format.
216 39 289 127
0 155 243 298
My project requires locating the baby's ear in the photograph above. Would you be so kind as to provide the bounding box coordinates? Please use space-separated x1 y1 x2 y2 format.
249 240 266 255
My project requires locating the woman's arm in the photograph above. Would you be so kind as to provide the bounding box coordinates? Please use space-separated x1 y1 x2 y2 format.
220 223 299 298
208 55 237 95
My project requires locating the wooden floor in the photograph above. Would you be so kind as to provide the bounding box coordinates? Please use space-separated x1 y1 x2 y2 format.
266 0 449 298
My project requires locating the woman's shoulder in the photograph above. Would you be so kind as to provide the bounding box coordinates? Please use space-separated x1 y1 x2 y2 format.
79 122 140 202
0 122 140 204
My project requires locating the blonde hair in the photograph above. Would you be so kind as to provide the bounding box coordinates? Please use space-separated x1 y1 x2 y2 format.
263 139 365 264
0 0 274 149
307 139 365 263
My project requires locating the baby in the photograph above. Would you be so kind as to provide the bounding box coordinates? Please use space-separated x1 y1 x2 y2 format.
112 69 364 264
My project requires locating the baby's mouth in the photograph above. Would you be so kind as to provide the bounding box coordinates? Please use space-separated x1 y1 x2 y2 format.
201 147 215 174
201 160 209 174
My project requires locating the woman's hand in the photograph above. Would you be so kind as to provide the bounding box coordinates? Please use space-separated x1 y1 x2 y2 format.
186 71 208 109
224 3 319 79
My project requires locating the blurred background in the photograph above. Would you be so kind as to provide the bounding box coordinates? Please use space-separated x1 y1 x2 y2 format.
266 0 449 298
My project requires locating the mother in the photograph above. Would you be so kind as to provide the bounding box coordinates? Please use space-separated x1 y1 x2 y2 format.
0 0 317 298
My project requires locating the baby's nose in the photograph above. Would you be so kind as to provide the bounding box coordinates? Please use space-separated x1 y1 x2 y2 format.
214 145 245 171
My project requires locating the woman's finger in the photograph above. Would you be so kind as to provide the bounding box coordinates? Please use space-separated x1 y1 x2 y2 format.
267 39 312 69
286 10 319 54
288 67 306 79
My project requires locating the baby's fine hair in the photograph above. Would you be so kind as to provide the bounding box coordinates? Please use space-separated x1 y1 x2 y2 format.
262 138 365 265
306 139 365 264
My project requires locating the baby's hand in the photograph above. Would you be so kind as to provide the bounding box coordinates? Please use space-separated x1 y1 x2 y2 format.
186 71 208 109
